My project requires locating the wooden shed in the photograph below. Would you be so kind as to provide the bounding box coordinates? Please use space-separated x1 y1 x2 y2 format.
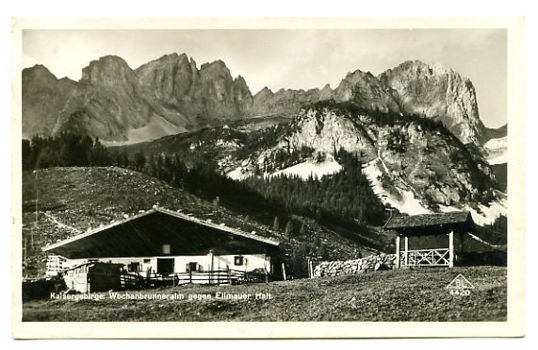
384 211 475 268
63 261 123 293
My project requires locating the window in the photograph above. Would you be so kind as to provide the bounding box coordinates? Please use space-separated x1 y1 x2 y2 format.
128 262 140 273
187 262 198 272
162 244 171 255
143 259 151 263
234 256 244 266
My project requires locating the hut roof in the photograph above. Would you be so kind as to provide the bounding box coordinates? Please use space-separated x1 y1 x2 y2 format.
384 211 472 230
42 207 279 259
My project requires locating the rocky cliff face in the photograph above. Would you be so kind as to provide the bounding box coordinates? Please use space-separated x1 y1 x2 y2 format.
22 65 76 138
212 105 504 224
53 56 154 141
332 69 401 113
379 60 485 145
249 86 326 117
136 54 253 124
248 62 484 147
26 54 256 142
22 55 495 146
249 69 402 118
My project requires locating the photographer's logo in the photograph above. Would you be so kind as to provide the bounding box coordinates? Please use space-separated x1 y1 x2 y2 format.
446 274 475 296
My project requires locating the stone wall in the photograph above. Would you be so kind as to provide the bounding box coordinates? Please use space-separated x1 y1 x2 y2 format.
313 253 397 277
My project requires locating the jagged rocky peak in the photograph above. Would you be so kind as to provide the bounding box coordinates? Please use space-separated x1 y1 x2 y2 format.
254 86 274 98
319 83 333 100
200 59 229 72
332 69 401 114
81 55 136 85
135 52 199 101
23 64 56 80
53 55 153 141
22 65 77 138
22 55 494 147
379 60 485 144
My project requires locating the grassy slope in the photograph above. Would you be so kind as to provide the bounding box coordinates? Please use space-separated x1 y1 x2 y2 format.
23 266 506 321
22 166 373 277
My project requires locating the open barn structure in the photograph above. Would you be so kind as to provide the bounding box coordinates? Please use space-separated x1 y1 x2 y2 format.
384 211 476 268
43 207 281 287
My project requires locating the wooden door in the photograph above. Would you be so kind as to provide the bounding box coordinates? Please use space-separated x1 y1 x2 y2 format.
157 258 175 275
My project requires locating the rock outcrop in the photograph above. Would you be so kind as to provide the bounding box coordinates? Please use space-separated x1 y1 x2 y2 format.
22 65 76 138
53 56 154 141
136 54 253 124
379 60 485 145
249 86 326 117
213 104 502 219
332 69 401 113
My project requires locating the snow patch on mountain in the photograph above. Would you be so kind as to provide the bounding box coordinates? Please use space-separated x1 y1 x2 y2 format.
226 157 343 181
469 197 506 225
364 158 506 225
439 194 506 226
363 160 430 215
227 166 251 180
484 136 507 165
269 158 343 180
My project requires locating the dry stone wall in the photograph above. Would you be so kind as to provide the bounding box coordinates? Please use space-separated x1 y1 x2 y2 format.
313 253 397 277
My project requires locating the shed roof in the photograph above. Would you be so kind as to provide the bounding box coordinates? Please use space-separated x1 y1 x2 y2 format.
384 211 473 230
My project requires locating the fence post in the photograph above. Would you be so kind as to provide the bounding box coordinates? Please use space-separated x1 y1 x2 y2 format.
403 236 409 267
395 235 401 268
227 266 232 285
209 250 214 285
189 269 192 284
448 230 454 268
281 263 287 281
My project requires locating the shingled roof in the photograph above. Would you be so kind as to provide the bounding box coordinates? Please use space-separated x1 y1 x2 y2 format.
384 211 472 229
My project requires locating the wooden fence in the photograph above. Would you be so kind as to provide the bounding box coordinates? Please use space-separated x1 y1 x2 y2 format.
402 248 450 267
119 268 265 289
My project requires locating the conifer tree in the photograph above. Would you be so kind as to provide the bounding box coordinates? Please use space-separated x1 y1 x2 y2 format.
285 220 294 238
272 216 280 232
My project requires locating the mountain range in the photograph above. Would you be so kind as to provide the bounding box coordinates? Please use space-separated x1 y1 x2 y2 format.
22 54 505 146
22 53 507 225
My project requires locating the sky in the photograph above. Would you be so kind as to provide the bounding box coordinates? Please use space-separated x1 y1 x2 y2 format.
23 29 507 128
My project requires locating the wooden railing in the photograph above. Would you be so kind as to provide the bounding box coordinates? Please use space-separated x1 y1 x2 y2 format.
174 269 247 285
401 248 450 267
120 268 252 289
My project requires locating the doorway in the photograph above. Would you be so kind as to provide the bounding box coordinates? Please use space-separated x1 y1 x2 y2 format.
157 258 175 275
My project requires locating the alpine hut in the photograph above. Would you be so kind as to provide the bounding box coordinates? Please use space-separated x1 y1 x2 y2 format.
42 207 280 283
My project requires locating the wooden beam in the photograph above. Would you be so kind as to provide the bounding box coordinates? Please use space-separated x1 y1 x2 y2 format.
448 230 454 268
395 235 401 269
306 257 313 278
403 236 409 267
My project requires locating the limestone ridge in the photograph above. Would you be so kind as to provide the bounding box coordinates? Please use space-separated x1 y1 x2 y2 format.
136 54 253 124
22 65 76 138
52 56 155 141
22 55 494 145
125 102 505 223
378 60 485 145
